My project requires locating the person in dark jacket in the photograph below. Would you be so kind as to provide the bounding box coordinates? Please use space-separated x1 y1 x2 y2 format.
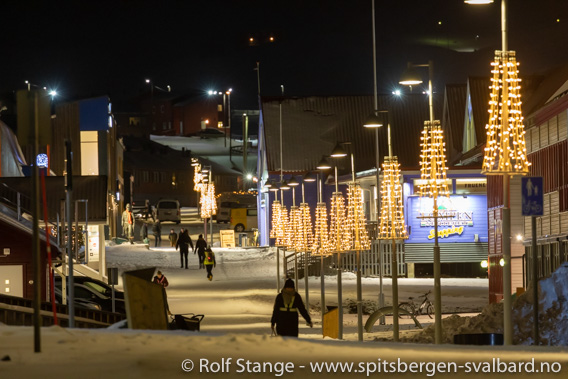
271 278 312 337
203 247 216 280
140 222 148 242
176 229 194 269
152 220 162 247
194 234 207 269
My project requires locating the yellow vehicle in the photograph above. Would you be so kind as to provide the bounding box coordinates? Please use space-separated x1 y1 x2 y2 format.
230 206 258 232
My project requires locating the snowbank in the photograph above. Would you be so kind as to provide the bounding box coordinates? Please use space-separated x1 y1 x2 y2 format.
405 263 568 346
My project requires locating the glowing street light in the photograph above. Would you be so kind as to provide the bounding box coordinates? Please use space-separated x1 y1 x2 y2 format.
466 0 531 346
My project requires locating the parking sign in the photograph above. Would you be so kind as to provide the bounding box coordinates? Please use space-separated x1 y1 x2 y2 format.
521 177 544 216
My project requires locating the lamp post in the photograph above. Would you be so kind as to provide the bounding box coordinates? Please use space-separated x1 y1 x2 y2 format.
363 110 386 324
465 0 531 346
400 60 447 345
315 159 332 319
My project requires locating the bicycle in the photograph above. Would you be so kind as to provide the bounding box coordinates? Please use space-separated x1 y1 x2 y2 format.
398 290 434 319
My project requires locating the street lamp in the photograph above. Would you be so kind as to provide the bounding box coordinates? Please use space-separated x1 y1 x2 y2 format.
465 0 531 346
363 109 386 324
399 60 446 345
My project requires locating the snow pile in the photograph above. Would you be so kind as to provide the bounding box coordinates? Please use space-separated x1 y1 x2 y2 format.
403 263 568 345
403 303 504 344
512 262 568 346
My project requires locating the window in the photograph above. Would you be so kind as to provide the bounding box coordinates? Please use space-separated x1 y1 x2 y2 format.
162 122 167 130
80 131 99 175
217 104 223 112
161 105 165 114
152 171 160 183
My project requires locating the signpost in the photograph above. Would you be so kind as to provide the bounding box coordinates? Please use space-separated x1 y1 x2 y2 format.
521 176 543 346
220 230 236 248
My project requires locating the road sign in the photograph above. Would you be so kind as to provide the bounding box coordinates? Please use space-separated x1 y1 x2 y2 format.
521 177 543 216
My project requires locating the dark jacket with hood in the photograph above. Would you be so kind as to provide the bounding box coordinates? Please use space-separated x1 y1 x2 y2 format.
176 230 194 253
271 286 311 337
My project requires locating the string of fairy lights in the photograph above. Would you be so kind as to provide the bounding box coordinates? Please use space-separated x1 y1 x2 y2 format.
193 162 217 219
483 51 531 175
378 157 408 240
418 120 450 198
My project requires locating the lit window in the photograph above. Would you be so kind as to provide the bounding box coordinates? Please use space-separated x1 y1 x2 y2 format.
218 122 223 128
217 104 223 112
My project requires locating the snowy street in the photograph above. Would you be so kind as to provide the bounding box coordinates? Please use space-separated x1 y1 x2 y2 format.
106 243 488 340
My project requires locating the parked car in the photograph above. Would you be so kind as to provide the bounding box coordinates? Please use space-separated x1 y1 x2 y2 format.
199 128 225 139
154 199 181 223
55 276 124 299
54 277 126 314
53 286 103 311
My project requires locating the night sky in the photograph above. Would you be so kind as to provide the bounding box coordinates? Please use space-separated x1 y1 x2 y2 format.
1 0 567 109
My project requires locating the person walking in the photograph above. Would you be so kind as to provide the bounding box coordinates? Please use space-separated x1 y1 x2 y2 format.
121 203 135 244
153 270 170 315
168 228 178 247
176 229 194 269
271 278 313 337
203 247 216 281
152 220 162 247
140 222 148 243
194 234 207 269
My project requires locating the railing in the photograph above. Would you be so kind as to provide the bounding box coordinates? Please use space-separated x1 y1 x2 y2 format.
0 182 60 246
283 240 407 278
0 294 125 328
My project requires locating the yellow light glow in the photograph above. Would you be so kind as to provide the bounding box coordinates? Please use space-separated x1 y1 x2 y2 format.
481 260 488 268
418 120 450 198
346 183 371 250
312 202 332 256
378 156 408 240
329 192 351 252
482 51 531 175
200 182 217 218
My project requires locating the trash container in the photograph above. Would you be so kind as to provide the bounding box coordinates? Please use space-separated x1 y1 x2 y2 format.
453 333 503 345
322 306 339 339
238 233 248 247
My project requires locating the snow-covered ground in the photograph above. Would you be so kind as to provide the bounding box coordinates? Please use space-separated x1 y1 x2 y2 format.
3 244 568 378
105 243 488 338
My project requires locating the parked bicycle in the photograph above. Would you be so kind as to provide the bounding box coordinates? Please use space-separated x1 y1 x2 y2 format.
398 290 434 319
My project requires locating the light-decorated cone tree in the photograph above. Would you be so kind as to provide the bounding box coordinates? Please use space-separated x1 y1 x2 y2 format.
270 200 282 240
346 183 371 251
378 157 408 241
312 202 331 256
298 202 314 252
275 204 289 248
483 51 530 175
418 120 450 198
287 205 302 251
329 192 351 252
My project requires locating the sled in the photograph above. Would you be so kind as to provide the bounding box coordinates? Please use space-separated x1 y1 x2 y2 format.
169 313 204 331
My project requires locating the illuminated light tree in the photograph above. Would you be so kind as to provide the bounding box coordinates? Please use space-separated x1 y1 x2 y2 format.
298 202 314 252
346 183 371 251
483 51 530 174
287 206 302 251
199 182 217 219
418 120 450 198
312 202 331 256
270 200 282 240
329 192 350 252
378 156 408 240
193 164 204 192
275 205 290 248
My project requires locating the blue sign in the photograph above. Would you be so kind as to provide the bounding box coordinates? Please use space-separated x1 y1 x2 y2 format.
522 177 544 216
406 195 488 243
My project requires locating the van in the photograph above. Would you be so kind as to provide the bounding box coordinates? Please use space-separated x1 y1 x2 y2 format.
230 206 258 232
154 199 181 224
